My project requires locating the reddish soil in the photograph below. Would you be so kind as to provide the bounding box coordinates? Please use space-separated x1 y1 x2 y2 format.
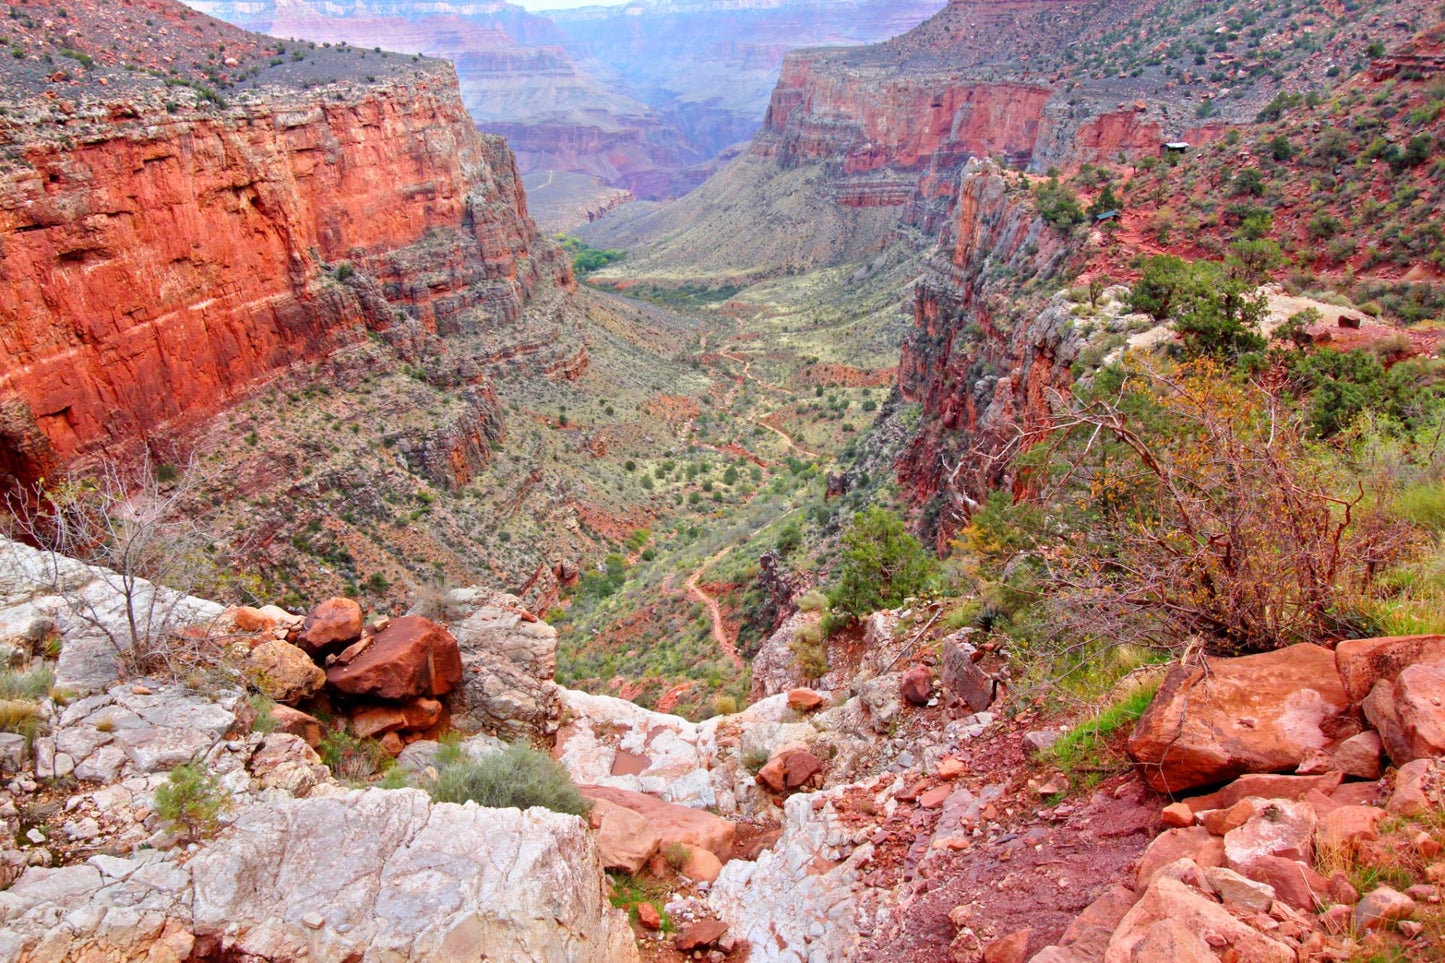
854 719 1161 961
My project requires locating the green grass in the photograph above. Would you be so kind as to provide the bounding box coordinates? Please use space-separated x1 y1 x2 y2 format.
1045 680 1160 782
1392 482 1445 534
0 666 54 701
607 872 675 932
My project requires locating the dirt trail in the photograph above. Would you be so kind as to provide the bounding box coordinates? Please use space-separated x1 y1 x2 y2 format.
751 417 819 458
685 546 745 671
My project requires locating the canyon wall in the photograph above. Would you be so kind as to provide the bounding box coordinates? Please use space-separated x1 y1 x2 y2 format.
0 59 568 486
896 161 1078 548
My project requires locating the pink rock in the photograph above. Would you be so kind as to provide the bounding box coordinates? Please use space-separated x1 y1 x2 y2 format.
1240 855 1328 912
580 785 736 861
919 784 951 809
1135 827 1224 890
1161 802 1194 828
1316 805 1386 852
983 928 1031 963
1388 758 1443 816
681 844 723 883
1199 799 1256 836
1331 731 1384 780
589 797 661 875
674 920 728 951
1353 885 1417 931
1106 876 1293 963
1127 644 1350 793
1335 634 1445 702
1319 903 1353 934
900 664 933 705
351 698 443 738
787 688 826 711
1224 799 1316 869
270 705 323 748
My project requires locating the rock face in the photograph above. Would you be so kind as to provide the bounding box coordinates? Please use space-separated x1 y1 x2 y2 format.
895 161 1079 547
446 592 563 739
1126 644 1352 793
188 789 636 961
0 785 639 962
0 0 568 485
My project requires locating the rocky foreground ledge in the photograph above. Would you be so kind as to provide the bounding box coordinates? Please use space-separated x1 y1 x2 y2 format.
1 534 1443 962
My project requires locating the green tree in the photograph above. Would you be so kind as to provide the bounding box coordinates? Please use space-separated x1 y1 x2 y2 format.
154 763 231 841
1129 255 1192 322
828 507 936 623
1087 182 1122 219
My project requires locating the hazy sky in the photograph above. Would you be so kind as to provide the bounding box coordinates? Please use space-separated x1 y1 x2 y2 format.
513 0 624 8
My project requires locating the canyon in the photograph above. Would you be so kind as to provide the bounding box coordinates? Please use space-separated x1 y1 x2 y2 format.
0 2 568 493
2 0 1444 960
186 0 947 200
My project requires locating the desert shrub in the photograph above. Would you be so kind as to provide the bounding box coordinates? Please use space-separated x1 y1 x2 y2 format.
662 840 690 873
422 741 589 816
1029 358 1420 654
247 694 278 734
789 632 829 681
318 729 389 782
154 762 231 840
796 588 829 612
827 506 936 624
0 699 43 747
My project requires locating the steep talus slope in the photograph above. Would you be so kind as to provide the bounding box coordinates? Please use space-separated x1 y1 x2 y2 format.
0 0 568 492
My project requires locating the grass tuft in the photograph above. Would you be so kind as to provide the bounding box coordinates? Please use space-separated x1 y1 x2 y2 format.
421 741 589 816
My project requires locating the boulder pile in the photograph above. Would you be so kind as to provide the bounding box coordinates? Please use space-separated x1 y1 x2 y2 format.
1018 634 1445 961
228 599 463 755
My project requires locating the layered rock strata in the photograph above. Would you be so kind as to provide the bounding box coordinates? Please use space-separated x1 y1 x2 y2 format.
0 2 569 487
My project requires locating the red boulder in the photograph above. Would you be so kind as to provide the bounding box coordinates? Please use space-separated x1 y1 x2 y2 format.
901 664 933 705
325 615 462 700
297 597 363 656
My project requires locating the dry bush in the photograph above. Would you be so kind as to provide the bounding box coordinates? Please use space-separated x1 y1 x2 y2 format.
5 453 244 678
1027 358 1421 654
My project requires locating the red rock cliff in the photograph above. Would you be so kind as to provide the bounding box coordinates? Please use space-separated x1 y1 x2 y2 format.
0 30 568 486
896 161 1079 548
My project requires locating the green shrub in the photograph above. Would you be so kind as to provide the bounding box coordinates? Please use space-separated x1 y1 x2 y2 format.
154 762 231 840
827 506 936 624
422 741 589 816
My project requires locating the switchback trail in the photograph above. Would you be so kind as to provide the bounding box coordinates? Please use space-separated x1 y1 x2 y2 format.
685 546 745 671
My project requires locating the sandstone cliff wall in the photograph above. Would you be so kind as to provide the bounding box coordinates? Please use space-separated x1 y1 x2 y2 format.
0 65 568 485
896 161 1079 548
